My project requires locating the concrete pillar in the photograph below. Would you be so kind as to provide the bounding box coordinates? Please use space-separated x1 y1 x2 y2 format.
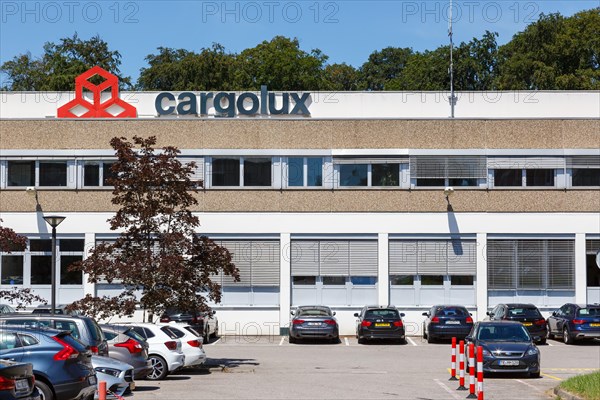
378 233 389 306
83 232 95 297
476 233 487 321
574 233 587 303
279 233 291 335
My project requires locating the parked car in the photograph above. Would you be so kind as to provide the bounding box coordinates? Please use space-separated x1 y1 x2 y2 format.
546 303 600 344
159 308 218 344
0 359 41 400
100 324 152 380
0 314 108 356
465 321 541 378
422 305 473 343
160 324 206 367
91 356 134 399
355 306 405 344
31 305 80 316
289 305 339 343
125 323 185 380
486 303 547 344
0 304 16 314
0 326 96 400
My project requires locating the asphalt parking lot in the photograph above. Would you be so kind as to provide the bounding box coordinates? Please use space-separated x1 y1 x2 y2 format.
132 336 600 400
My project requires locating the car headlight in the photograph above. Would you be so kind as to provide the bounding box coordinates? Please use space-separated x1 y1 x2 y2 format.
481 348 493 358
527 347 539 356
95 367 121 377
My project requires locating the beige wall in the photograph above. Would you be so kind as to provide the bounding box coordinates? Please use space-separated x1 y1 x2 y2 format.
2 189 598 213
1 119 598 150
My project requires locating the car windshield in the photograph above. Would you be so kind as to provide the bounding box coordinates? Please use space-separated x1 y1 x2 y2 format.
577 307 600 317
365 309 399 319
435 307 468 317
508 308 541 318
297 308 331 317
477 325 530 342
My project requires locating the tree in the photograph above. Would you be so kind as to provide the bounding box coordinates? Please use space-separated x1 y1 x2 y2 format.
495 9 600 89
70 136 238 319
233 36 328 90
1 33 130 90
322 63 360 91
0 220 46 309
359 47 414 90
137 44 236 91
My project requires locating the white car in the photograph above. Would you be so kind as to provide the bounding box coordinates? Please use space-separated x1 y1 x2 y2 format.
92 355 135 399
161 323 207 367
127 323 185 380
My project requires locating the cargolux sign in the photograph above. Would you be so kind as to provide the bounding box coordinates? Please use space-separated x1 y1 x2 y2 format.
57 66 137 118
155 85 311 117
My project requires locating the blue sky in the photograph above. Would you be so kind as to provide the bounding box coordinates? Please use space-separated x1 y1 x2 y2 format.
0 1 597 83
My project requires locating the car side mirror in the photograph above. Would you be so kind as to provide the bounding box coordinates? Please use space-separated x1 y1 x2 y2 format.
552 311 556 316
212 311 216 315
353 313 359 317
400 313 405 317
465 336 473 342
532 336 541 342
333 311 336 316
422 312 428 316
290 311 295 316
469 313 473 316
486 311 492 316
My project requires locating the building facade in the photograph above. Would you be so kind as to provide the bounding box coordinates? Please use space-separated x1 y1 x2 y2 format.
1 87 599 335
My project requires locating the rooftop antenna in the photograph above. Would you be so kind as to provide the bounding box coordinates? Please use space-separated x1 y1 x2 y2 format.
449 0 457 118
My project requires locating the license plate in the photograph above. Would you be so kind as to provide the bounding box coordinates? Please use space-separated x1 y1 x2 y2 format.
499 360 520 366
307 322 321 326
522 322 533 326
591 323 600 327
15 379 28 391
88 375 97 385
446 321 460 325
375 323 390 327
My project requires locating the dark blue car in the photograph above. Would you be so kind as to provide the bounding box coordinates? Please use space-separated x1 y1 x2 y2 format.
0 326 96 400
547 303 600 344
422 305 473 343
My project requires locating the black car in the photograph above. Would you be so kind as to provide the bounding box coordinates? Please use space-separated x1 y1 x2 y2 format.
465 321 541 378
0 326 96 400
547 303 600 344
422 305 473 343
159 308 218 343
355 306 405 344
0 360 41 400
289 306 339 343
486 303 547 344
31 304 80 315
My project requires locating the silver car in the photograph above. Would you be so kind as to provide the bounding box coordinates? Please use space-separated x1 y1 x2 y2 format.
91 356 134 399
101 324 152 380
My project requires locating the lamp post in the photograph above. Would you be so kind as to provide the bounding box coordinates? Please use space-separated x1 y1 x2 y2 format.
43 215 65 316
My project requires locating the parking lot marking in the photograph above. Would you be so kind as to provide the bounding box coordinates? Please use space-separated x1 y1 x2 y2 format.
546 342 553 346
406 337 417 346
279 337 285 346
516 379 544 393
433 379 462 400
344 337 349 346
541 373 563 381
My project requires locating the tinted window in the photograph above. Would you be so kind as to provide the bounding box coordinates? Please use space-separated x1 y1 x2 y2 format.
142 328 155 339
1 255 24 285
131 327 146 339
39 162 67 186
244 158 271 186
293 276 316 285
84 318 104 341
104 331 118 340
60 239 85 252
184 327 202 337
572 169 600 186
450 275 474 285
372 164 399 186
417 178 445 187
435 307 468 317
162 326 185 338
57 333 88 352
18 334 39 347
30 240 52 252
288 157 304 186
390 275 414 285
307 157 323 186
212 158 240 186
297 308 332 317
526 169 554 186
30 256 51 285
421 275 444 285
84 163 100 186
159 326 179 339
322 276 345 285
477 324 530 341
54 320 81 339
61 255 83 285
577 307 600 317
365 309 400 319
103 162 117 186
494 169 521 186
0 331 20 350
7 161 35 187
340 164 368 186
507 307 542 318
351 276 377 285
124 328 146 343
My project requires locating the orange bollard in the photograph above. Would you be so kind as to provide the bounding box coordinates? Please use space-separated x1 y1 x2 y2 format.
477 346 484 400
98 381 107 400
457 340 467 390
449 337 458 381
467 343 476 398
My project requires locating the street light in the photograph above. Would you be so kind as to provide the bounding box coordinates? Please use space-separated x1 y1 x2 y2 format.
43 215 65 316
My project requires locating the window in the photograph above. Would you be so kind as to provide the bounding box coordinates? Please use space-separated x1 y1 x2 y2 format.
421 275 444 285
340 164 368 186
390 275 414 285
1 255 23 285
526 169 554 186
244 158 271 186
31 256 52 285
39 162 67 186
212 158 240 186
410 156 486 187
323 276 345 285
293 276 316 285
372 164 399 186
61 255 83 285
7 161 35 187
287 157 323 187
351 276 377 285
494 169 521 186
572 169 600 186
450 275 474 285
83 162 116 187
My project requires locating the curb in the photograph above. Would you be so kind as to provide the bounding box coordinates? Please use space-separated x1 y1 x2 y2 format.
553 387 585 400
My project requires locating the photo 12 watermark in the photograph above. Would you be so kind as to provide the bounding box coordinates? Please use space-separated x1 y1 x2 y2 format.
200 1 340 24
1 1 140 24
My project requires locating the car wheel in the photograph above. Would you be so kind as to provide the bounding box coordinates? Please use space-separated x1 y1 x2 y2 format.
331 336 340 344
538 337 546 345
203 325 210 344
530 371 540 378
422 327 427 339
147 355 169 380
358 336 366 344
427 334 435 344
35 380 53 400
213 321 219 338
546 324 554 340
563 327 574 345
289 335 296 344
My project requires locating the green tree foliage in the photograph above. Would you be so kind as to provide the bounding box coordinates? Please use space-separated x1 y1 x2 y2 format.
70 136 239 319
496 9 600 89
138 44 236 91
358 47 414 90
322 63 360 90
1 33 130 90
233 36 328 90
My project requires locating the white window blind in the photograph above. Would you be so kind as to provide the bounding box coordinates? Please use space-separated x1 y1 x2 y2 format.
217 240 280 286
389 239 476 276
566 155 600 169
291 240 378 277
488 157 565 169
410 156 487 179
